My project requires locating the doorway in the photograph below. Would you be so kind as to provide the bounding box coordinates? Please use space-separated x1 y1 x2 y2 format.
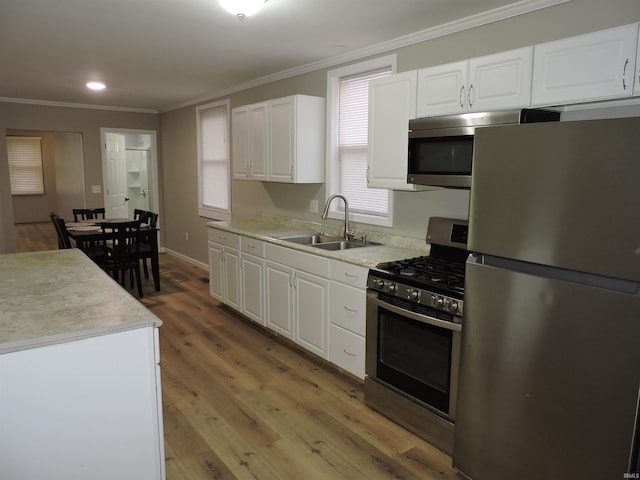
100 128 159 220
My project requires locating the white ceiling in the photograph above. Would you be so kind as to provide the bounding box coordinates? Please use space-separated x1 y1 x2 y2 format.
0 0 563 112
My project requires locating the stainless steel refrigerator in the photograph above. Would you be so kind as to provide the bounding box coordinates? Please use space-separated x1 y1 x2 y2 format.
453 117 640 480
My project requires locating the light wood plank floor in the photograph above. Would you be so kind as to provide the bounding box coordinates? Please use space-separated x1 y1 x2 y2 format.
15 222 464 480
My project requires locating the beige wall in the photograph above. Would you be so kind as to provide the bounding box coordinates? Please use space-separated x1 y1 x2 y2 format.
160 0 640 265
0 102 159 252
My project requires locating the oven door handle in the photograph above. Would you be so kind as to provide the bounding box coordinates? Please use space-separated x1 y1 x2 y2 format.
367 292 462 332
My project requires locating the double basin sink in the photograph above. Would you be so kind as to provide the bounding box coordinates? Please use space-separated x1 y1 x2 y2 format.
273 233 380 251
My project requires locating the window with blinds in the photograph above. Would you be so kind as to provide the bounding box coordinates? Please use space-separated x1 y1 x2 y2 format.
338 68 392 217
6 136 45 195
196 100 231 220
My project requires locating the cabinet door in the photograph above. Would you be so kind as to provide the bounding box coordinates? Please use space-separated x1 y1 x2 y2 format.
294 270 329 359
532 24 639 106
368 70 424 191
223 248 241 311
634 27 640 96
268 98 295 182
231 106 249 179
249 103 268 180
469 47 532 111
208 241 224 301
417 60 468 117
265 260 294 339
241 252 265 325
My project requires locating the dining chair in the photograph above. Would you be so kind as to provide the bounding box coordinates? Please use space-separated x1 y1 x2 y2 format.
73 207 106 222
99 220 143 297
135 210 159 280
50 212 72 249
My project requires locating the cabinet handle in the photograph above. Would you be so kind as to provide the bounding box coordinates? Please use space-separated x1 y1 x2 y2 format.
459 85 465 109
290 165 294 179
468 83 474 108
344 306 358 315
343 349 356 357
623 58 629 90
366 166 370 184
344 272 358 280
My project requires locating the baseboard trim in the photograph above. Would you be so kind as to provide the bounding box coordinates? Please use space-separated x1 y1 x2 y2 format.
163 248 208 271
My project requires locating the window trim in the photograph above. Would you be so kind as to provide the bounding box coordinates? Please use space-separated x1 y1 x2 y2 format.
325 54 396 228
196 99 231 221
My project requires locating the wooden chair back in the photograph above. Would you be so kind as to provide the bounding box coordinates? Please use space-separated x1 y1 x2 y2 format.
73 208 106 222
50 212 72 249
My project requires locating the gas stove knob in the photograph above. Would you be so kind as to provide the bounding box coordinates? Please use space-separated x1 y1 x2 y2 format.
407 288 419 300
385 282 396 293
431 295 443 308
443 298 451 310
373 279 385 289
449 301 459 313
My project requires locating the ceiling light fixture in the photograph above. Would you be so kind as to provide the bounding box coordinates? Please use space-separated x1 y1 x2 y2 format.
86 81 106 91
220 0 267 19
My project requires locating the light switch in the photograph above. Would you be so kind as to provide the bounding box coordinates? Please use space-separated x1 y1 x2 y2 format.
91 185 101 194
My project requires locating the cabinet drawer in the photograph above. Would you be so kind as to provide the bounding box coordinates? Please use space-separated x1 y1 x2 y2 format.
330 260 368 288
329 282 365 336
241 236 265 257
329 325 365 379
265 243 329 277
208 228 240 248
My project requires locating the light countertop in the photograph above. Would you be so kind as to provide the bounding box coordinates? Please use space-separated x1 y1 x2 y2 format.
0 249 162 355
207 215 430 268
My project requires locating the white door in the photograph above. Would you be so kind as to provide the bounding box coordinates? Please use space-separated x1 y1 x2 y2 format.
104 132 129 218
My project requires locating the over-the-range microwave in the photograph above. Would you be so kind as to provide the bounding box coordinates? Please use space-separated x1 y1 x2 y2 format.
407 109 560 188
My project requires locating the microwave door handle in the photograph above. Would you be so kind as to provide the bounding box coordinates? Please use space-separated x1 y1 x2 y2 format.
367 292 462 332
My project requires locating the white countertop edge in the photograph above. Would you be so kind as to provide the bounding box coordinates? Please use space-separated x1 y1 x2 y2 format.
0 318 162 355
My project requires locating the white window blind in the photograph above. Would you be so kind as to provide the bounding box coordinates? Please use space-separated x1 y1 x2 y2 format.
338 67 392 217
197 101 231 219
6 136 44 195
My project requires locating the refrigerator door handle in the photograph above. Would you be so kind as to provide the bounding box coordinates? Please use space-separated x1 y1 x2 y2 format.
629 384 640 474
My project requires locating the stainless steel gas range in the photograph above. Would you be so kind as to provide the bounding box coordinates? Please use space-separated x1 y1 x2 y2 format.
364 217 468 455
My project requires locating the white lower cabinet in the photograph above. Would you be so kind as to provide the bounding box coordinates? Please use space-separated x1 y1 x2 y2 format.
208 229 241 311
209 228 369 377
328 260 368 379
265 244 330 359
240 236 265 325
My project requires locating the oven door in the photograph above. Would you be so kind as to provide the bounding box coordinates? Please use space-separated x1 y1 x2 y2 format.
366 290 461 420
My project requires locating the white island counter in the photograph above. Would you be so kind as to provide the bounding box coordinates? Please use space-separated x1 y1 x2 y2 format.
0 249 165 480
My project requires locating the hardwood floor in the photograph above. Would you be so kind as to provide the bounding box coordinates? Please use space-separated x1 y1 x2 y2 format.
15 222 464 480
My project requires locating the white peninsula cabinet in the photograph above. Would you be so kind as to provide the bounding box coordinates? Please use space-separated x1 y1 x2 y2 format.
0 250 165 480
231 94 325 183
328 260 368 379
416 47 533 117
367 70 425 191
265 243 330 359
532 23 639 106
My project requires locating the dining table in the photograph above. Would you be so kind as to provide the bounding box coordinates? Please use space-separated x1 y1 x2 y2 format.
66 218 160 291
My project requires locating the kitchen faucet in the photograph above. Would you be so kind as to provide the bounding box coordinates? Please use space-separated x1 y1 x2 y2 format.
321 194 354 240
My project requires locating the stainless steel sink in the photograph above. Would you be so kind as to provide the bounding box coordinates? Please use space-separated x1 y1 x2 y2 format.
272 233 342 245
309 240 370 250
272 232 380 250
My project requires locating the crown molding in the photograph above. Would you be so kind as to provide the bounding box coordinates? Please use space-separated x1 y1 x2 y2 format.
0 96 158 114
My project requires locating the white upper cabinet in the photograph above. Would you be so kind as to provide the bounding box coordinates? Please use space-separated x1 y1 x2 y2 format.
417 47 533 117
367 70 425 191
468 47 533 111
635 26 640 96
417 60 468 117
532 24 639 106
231 94 325 183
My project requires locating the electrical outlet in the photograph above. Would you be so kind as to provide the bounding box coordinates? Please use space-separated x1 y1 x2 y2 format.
310 199 319 213
185 232 189 241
